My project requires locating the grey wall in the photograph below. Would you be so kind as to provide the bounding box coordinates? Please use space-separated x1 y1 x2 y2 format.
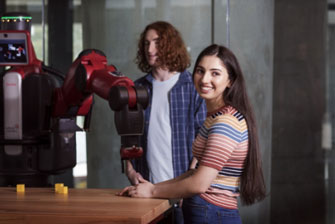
83 0 214 188
272 0 327 223
216 1 274 223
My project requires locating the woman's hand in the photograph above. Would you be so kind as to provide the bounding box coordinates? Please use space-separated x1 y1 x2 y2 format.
128 177 154 198
118 177 155 198
117 185 133 196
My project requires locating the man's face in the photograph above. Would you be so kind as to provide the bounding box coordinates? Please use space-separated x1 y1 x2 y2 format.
144 29 159 67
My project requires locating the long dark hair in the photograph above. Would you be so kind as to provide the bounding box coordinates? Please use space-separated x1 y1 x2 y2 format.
193 44 266 205
136 21 190 73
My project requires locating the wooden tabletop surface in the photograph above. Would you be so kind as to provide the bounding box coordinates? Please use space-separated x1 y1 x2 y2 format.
0 187 171 224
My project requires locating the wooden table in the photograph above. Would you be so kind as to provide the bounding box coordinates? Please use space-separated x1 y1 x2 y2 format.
0 187 172 224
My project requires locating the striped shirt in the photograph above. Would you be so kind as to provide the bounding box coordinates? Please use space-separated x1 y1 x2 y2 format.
192 105 248 209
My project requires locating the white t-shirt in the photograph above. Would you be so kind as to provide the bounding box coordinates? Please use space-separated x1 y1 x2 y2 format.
147 73 180 183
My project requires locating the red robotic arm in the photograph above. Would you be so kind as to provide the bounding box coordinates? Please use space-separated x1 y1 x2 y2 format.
53 49 148 167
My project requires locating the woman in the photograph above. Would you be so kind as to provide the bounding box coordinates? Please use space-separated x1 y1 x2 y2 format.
119 44 266 224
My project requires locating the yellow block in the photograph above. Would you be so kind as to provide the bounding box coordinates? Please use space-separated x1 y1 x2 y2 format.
60 186 68 194
54 183 64 193
16 184 25 193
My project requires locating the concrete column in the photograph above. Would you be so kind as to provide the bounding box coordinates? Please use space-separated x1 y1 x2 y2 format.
48 0 74 187
48 0 73 74
327 14 335 224
0 0 6 74
272 0 327 223
0 0 6 27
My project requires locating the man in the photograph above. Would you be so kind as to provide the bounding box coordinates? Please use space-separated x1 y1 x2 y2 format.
126 21 206 223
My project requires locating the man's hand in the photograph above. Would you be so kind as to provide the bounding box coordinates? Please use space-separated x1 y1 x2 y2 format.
127 169 144 185
125 160 145 185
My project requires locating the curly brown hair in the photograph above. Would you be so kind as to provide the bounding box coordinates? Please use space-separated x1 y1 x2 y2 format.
136 21 190 73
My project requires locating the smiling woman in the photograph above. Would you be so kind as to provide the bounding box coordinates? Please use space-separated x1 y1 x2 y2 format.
119 44 266 224
193 55 231 112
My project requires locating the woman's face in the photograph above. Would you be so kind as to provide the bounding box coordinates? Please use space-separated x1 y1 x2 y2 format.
193 55 231 111
144 29 159 67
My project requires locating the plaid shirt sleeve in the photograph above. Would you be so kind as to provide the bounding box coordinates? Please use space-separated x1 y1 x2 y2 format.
170 71 207 177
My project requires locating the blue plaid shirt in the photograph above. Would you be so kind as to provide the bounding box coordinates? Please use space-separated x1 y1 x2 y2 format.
134 70 207 180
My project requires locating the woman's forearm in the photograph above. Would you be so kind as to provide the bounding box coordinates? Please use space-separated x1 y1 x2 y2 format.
152 174 201 199
152 166 217 199
156 169 195 186
122 165 218 200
